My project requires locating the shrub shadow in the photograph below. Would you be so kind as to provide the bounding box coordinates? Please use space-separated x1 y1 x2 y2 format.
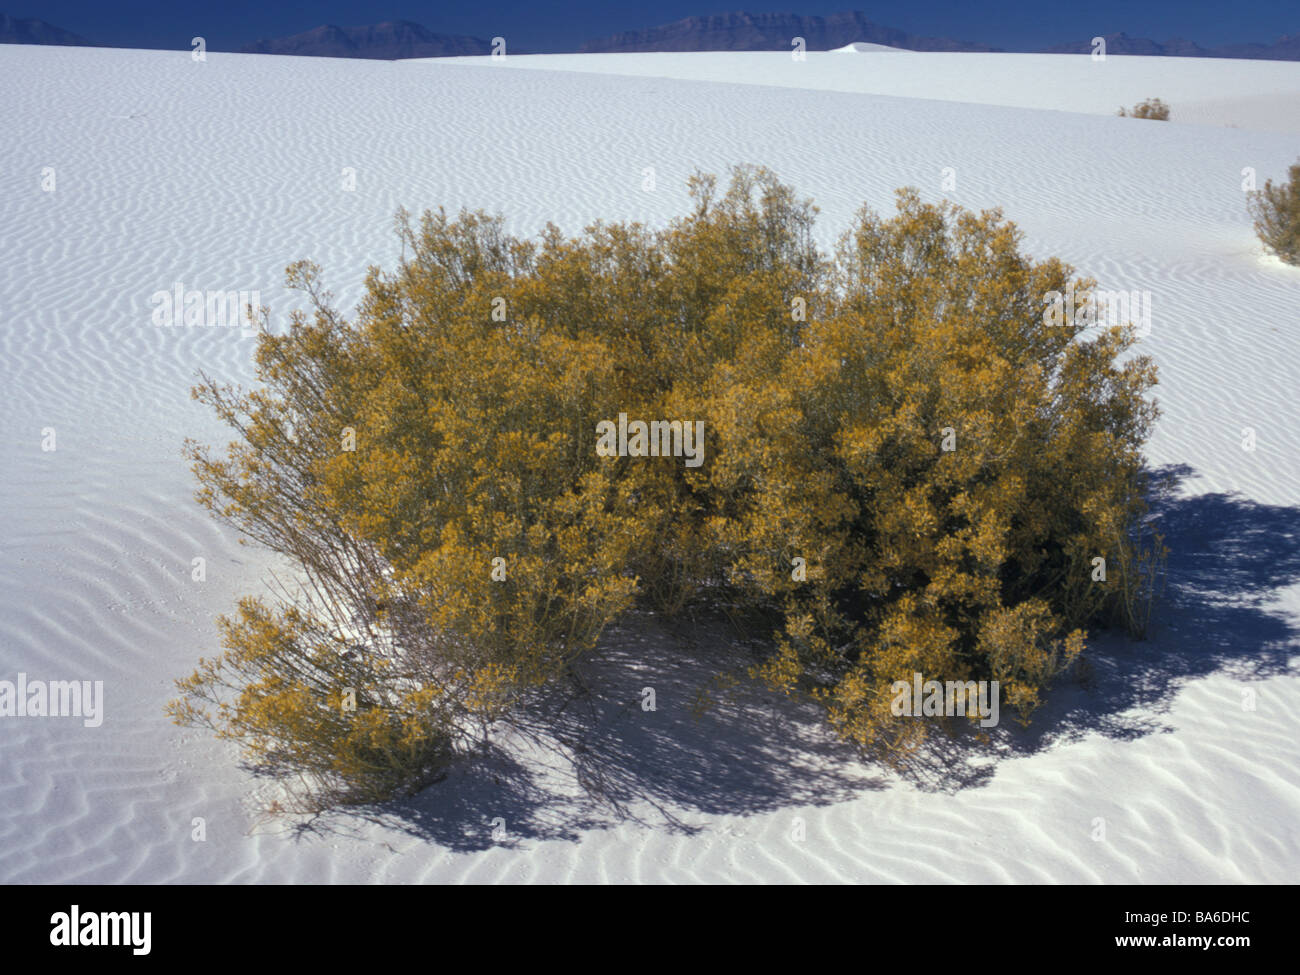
304 463 1299 847
340 609 887 851
909 463 1300 791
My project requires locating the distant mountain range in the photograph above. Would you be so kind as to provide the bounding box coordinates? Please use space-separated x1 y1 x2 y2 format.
579 11 995 53
1045 30 1300 60
0 12 90 46
238 21 493 59
3 10 1298 62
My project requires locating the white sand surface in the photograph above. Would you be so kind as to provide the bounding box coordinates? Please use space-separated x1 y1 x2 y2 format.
1 43 1298 883
435 50 1300 133
830 42 906 53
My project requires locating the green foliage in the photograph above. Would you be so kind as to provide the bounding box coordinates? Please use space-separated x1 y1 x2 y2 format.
173 166 1161 805
1247 160 1300 265
1118 98 1171 120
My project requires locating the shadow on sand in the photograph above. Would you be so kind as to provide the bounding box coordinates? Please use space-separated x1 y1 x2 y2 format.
280 464 1300 850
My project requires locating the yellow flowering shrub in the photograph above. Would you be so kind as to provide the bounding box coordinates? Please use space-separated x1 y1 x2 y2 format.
713 185 1159 755
1118 98 1171 120
172 167 1160 806
1247 160 1300 265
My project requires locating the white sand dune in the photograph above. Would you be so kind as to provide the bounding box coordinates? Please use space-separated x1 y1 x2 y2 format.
1 43 1298 884
434 50 1300 133
830 42 905 53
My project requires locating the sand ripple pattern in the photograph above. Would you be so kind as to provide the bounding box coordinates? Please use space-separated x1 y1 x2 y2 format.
0 45 1297 883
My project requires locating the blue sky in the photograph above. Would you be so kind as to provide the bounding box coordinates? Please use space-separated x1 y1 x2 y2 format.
16 1 1299 52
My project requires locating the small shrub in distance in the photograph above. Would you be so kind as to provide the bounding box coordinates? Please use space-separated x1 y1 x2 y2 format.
1247 159 1300 264
1118 98 1170 120
172 167 1161 806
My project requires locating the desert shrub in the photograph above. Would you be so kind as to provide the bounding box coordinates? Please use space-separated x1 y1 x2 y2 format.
170 597 456 807
173 166 1160 805
702 187 1160 755
1118 98 1170 120
1247 160 1300 264
171 223 645 810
